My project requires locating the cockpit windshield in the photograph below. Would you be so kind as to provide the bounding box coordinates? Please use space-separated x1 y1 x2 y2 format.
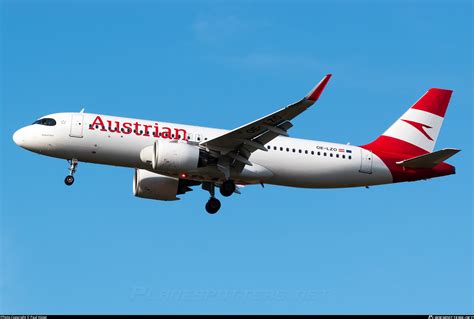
32 118 56 126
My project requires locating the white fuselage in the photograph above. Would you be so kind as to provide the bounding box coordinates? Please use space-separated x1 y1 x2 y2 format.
13 112 393 188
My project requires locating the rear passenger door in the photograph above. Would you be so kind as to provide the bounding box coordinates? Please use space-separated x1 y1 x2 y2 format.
359 149 373 174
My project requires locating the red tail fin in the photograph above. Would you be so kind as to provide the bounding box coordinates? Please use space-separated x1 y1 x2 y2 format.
363 88 453 156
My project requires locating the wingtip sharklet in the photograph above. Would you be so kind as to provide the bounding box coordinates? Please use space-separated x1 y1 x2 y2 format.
305 74 332 101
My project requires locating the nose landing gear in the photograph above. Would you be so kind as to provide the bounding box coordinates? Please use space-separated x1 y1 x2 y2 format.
64 159 78 186
64 175 75 186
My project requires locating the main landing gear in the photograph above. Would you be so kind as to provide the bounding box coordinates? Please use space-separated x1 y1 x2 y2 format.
203 182 220 214
202 180 237 214
64 159 78 186
205 197 221 214
219 179 236 197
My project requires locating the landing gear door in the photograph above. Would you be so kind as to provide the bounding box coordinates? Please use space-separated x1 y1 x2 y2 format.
70 114 84 138
359 149 373 174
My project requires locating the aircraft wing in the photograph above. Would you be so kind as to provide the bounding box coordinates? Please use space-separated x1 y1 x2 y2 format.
200 74 332 167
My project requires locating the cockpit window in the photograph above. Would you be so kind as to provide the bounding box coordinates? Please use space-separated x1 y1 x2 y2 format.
32 118 56 126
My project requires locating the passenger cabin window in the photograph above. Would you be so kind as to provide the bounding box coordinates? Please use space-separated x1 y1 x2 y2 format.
32 118 56 126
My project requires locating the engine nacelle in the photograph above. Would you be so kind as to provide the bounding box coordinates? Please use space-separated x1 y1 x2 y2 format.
133 169 179 201
140 140 209 173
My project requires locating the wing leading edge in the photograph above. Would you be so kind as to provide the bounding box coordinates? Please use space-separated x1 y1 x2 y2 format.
201 74 332 167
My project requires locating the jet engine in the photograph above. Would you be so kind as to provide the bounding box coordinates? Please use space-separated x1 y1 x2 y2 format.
133 169 201 201
140 140 214 173
133 169 180 201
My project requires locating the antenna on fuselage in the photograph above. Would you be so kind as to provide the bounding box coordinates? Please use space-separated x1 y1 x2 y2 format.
79 107 85 113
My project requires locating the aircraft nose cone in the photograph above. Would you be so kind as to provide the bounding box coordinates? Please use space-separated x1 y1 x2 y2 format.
13 126 44 153
13 128 25 147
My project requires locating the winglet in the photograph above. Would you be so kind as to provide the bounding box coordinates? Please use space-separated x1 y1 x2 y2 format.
305 74 332 101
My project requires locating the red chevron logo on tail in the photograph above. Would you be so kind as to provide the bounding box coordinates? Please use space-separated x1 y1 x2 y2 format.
401 119 433 141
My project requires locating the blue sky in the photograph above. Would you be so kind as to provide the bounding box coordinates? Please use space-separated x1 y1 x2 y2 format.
1 0 472 314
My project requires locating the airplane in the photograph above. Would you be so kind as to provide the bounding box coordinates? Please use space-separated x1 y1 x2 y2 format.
12 74 460 214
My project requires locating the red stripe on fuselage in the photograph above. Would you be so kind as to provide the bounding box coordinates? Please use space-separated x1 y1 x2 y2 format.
363 135 428 157
361 136 455 183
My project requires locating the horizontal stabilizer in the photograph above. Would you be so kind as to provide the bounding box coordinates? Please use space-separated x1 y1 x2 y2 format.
396 148 460 168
